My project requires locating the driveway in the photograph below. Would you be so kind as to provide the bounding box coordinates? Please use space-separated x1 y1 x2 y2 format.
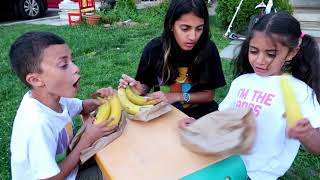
0 8 68 26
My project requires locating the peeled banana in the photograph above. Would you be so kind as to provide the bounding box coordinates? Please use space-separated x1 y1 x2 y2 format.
94 98 111 125
107 94 122 126
118 88 141 115
280 75 302 127
125 87 156 106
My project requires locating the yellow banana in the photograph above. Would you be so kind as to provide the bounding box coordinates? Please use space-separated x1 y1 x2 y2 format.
125 87 156 106
280 75 302 127
107 94 122 126
118 88 141 115
94 98 111 125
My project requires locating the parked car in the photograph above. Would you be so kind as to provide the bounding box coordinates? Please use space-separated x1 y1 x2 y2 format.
0 0 48 19
48 0 63 8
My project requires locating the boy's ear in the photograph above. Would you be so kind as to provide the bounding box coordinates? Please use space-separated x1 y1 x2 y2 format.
26 73 44 87
286 47 300 61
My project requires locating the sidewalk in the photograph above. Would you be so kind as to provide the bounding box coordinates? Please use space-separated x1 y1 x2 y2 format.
220 40 242 61
208 3 217 16
0 8 68 26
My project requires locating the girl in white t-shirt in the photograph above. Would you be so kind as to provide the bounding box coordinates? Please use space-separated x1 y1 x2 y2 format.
179 12 320 180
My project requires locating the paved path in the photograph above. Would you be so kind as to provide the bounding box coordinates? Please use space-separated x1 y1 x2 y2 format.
208 3 216 16
0 8 68 26
220 40 242 61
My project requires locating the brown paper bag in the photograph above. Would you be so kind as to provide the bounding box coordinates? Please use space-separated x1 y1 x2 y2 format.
180 108 256 157
127 102 172 122
70 112 127 164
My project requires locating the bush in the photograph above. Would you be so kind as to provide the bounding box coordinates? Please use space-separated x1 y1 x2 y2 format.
102 0 169 25
135 0 169 23
216 0 293 33
102 0 138 23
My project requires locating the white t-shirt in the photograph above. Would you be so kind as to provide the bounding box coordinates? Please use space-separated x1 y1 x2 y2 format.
219 74 320 180
11 91 83 180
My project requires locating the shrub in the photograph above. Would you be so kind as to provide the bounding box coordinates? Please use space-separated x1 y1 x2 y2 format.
102 0 169 25
135 0 169 23
216 0 293 33
103 0 138 23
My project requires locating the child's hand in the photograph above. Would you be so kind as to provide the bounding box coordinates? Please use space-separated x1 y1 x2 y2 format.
118 74 144 94
96 87 115 98
146 91 165 104
82 99 101 115
82 87 115 115
81 116 117 146
178 117 196 130
287 118 314 140
147 91 180 104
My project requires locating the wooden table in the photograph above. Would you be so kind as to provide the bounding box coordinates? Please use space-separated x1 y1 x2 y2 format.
95 106 223 180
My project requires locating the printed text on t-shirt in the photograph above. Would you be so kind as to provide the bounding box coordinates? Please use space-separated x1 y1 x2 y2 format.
236 88 275 116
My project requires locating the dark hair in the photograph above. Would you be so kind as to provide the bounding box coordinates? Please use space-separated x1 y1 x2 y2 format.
9 31 65 88
235 12 320 102
161 0 210 84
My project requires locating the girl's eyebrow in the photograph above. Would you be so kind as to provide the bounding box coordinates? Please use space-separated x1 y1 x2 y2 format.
249 45 258 50
249 45 277 52
180 24 204 28
180 24 192 29
196 24 204 28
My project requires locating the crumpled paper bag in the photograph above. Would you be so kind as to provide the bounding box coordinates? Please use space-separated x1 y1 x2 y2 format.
70 112 127 164
127 102 172 122
180 108 256 156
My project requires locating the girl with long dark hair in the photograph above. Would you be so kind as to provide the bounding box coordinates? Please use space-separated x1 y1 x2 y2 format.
119 0 226 119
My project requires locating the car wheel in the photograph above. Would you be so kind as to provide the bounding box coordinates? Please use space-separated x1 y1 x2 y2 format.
17 0 44 19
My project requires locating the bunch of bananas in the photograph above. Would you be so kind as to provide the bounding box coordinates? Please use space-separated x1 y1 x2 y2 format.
118 87 156 115
94 95 122 126
280 75 302 127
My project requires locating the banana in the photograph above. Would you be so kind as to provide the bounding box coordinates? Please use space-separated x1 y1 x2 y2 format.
125 87 156 106
108 94 122 126
118 88 141 115
94 98 111 125
280 75 302 127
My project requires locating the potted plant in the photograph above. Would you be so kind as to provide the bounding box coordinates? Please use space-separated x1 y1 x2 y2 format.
86 14 101 25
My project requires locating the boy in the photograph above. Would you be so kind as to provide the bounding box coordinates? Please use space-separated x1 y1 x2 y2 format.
9 31 115 180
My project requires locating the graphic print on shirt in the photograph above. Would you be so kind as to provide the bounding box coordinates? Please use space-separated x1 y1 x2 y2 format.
176 67 188 83
158 67 192 108
158 67 191 92
235 88 276 116
55 122 74 163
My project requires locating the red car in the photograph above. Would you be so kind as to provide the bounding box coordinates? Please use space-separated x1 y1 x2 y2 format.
48 0 63 8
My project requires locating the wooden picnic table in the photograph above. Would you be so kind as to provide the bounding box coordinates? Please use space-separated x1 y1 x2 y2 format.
95 106 223 180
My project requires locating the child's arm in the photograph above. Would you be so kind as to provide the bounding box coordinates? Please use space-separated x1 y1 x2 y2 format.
81 87 115 116
288 118 320 155
146 90 214 105
44 117 116 179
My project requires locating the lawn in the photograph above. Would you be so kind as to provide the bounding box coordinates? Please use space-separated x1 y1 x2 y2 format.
0 5 319 180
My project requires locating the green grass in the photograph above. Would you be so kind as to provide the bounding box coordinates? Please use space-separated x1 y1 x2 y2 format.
0 9 319 180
